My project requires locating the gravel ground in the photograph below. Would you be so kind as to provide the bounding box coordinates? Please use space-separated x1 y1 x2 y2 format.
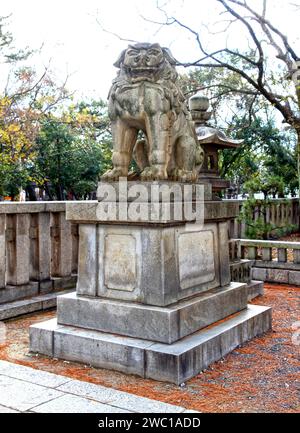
0 283 299 413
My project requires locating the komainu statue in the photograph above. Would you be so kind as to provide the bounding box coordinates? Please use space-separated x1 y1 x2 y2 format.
102 42 204 182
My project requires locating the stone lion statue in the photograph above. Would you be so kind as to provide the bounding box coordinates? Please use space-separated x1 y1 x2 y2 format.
101 42 204 182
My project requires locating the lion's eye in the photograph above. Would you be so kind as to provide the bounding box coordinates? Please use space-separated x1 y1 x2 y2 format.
127 50 139 56
148 50 160 56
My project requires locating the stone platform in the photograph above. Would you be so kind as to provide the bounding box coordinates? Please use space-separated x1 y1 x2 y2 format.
29 186 272 384
56 282 247 343
30 304 271 385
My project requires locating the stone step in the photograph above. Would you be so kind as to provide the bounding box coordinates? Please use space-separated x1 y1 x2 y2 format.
0 276 77 305
247 280 264 301
57 282 248 344
0 290 75 321
30 304 271 385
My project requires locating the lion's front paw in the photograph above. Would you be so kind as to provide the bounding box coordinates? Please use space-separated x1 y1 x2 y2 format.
140 166 168 181
101 168 127 181
170 168 197 182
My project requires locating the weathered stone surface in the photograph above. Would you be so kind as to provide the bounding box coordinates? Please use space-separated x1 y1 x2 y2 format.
0 282 39 305
267 268 289 283
39 279 53 294
77 225 97 296
30 318 58 356
230 259 253 284
218 222 231 286
247 280 264 300
0 375 63 412
57 379 185 413
57 292 178 343
57 283 247 343
288 270 300 285
30 304 271 385
51 213 72 278
68 220 227 306
0 361 191 413
66 199 238 223
52 275 77 290
32 394 130 413
6 214 30 286
0 360 70 388
0 201 67 214
53 326 153 377
101 43 204 182
104 233 138 291
178 230 216 290
0 298 42 320
239 238 300 250
97 180 211 202
145 305 271 384
254 260 300 270
37 212 51 282
251 267 267 281
0 290 73 320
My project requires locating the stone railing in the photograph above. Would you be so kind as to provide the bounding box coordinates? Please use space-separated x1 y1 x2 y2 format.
0 199 298 307
231 238 300 285
0 202 78 304
226 198 299 239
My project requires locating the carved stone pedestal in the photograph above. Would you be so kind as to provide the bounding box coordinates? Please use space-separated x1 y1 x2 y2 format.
30 187 271 384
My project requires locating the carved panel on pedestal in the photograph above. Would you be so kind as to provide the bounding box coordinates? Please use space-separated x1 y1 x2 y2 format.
98 227 142 301
104 234 137 291
177 226 218 292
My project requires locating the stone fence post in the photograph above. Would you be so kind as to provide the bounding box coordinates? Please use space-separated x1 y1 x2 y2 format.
0 202 78 304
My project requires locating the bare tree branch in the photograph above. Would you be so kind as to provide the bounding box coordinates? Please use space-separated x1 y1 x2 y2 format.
95 17 138 44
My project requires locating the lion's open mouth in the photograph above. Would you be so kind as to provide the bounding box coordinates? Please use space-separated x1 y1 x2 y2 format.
127 67 158 77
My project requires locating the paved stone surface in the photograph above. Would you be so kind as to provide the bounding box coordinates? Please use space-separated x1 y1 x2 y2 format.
0 360 70 388
0 361 191 413
31 394 131 413
57 379 185 413
0 375 63 412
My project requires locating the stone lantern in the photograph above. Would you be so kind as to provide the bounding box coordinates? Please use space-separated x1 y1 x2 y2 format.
189 93 243 198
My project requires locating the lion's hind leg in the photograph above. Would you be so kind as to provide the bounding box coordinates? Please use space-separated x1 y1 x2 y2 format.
172 135 198 182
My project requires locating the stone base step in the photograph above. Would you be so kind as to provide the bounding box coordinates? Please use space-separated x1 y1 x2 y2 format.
0 290 75 321
0 276 77 305
247 280 264 301
57 282 247 344
30 304 272 385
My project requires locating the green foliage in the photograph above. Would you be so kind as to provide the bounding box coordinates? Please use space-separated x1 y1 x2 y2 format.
239 177 294 239
31 101 112 200
220 117 297 196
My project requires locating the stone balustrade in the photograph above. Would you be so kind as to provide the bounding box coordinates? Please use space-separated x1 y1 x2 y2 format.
0 198 298 307
0 202 78 305
232 238 300 285
226 198 299 239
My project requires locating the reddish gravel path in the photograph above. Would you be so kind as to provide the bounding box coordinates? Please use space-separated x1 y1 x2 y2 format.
0 283 299 413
